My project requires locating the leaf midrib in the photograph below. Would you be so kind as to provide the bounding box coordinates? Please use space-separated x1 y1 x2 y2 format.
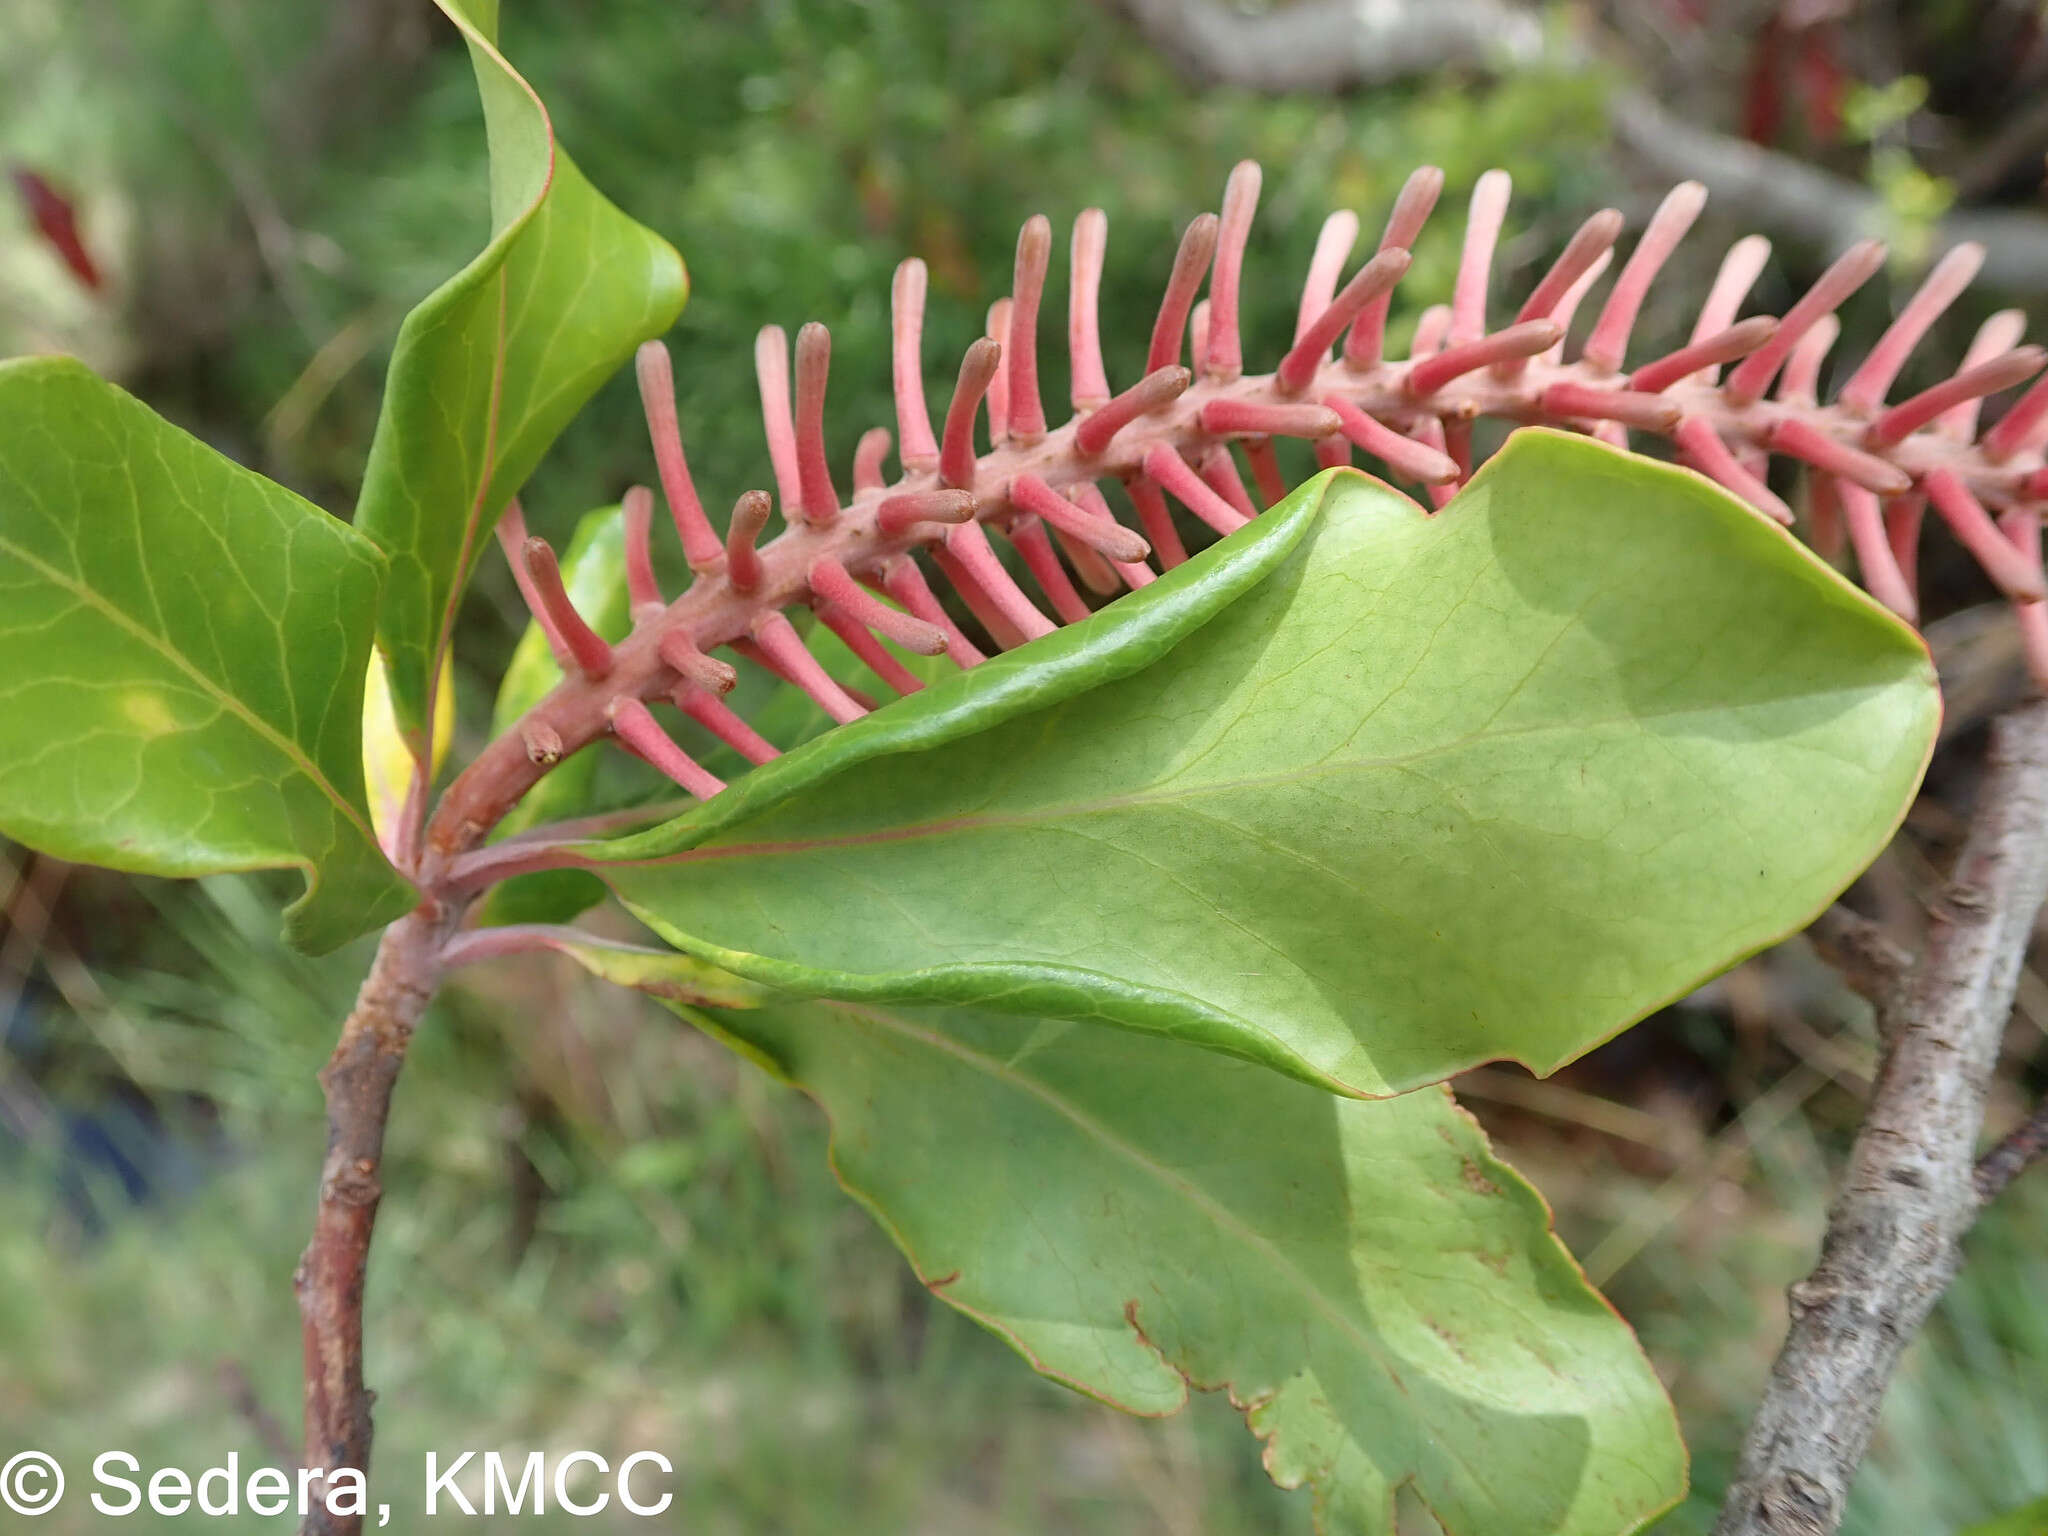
838 998 1417 1399
0 530 375 850
618 684 1894 868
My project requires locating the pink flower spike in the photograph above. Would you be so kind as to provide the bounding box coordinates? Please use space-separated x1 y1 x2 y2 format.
620 485 662 614
1277 249 1411 393
634 341 724 572
876 488 977 536
1692 236 1773 345
754 325 803 514
1581 181 1707 371
1323 394 1461 483
853 427 892 493
1147 213 1219 375
880 557 987 667
1314 437 1353 471
1345 165 1445 368
1766 417 1911 495
1073 365 1191 456
1200 399 1344 440
1199 446 1258 521
1776 315 1839 408
1411 304 1451 360
940 337 1002 490
751 610 869 722
1124 475 1189 568
1887 495 1923 595
1009 519 1092 623
1674 417 1793 523
1541 248 1613 364
610 698 725 800
1071 483 1154 588
985 298 1012 443
1449 169 1512 347
1407 321 1561 399
1051 522 1123 595
945 522 1057 640
810 556 948 655
920 551 1022 656
1924 467 2048 601
724 489 771 594
1243 438 1287 507
1628 317 1779 394
1806 473 1845 561
891 259 940 473
1069 208 1111 410
1007 215 1052 442
792 322 841 525
657 629 739 696
815 603 925 695
1011 473 1149 563
496 500 558 658
1984 371 2048 462
1838 242 1985 413
1837 482 1918 621
1296 210 1361 341
1144 444 1250 534
1203 161 1262 381
1724 239 1887 405
677 691 780 765
1866 347 2047 449
2000 510 2048 689
1517 209 1624 325
1944 311 2029 439
521 536 614 679
1540 381 1682 434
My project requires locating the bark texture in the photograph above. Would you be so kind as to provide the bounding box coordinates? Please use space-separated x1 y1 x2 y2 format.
295 909 447 1536
1713 699 2048 1536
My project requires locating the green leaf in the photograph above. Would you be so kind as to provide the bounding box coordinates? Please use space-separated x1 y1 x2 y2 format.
685 995 1686 1535
0 357 414 952
602 432 1937 1096
355 0 687 744
1962 1497 2048 1536
530 932 775 1008
478 503 632 925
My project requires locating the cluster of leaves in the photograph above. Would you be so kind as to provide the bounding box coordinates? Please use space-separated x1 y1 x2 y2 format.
0 4 1945 1532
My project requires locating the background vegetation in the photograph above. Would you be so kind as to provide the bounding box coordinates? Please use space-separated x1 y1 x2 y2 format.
2 0 2044 1530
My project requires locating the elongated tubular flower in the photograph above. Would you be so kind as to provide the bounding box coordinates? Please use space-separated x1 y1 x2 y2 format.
429 160 2048 876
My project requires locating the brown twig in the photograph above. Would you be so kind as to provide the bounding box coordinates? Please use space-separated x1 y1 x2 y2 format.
1976 1096 2048 1204
1713 699 2048 1536
295 908 448 1536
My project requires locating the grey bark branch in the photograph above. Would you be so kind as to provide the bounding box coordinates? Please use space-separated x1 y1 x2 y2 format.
1712 699 2048 1536
1975 1095 2048 1205
1103 0 2048 291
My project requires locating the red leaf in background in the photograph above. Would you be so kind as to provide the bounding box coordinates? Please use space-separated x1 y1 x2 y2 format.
1794 27 1848 144
10 166 102 292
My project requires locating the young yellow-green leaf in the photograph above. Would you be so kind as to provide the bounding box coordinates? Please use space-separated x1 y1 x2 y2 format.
356 0 687 745
478 504 631 925
603 432 1937 1096
0 357 414 952
685 996 1686 1535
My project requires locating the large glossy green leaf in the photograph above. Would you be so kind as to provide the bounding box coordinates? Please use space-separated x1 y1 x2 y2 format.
684 995 1685 1535
0 357 414 951
355 0 687 745
602 432 1937 1096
